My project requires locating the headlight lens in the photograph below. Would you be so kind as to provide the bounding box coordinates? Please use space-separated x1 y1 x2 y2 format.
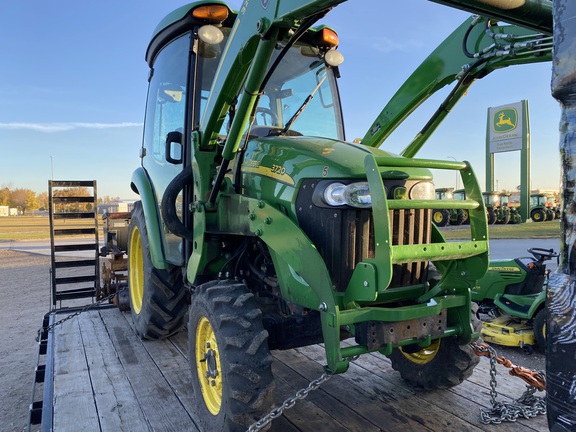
323 182 372 208
410 181 435 200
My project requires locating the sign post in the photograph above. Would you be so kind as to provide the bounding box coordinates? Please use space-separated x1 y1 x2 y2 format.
485 100 530 221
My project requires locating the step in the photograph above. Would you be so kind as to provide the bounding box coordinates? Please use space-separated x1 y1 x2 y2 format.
52 196 95 204
52 212 95 220
49 180 96 188
54 288 96 301
54 259 97 269
53 228 96 236
54 244 97 252
54 275 97 285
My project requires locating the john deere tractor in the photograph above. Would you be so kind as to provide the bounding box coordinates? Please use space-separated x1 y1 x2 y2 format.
530 193 554 222
126 1 552 429
500 192 522 224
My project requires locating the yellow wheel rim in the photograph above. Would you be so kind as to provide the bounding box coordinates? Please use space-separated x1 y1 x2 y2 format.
128 226 144 314
433 211 444 223
399 339 441 365
196 317 223 415
534 212 542 221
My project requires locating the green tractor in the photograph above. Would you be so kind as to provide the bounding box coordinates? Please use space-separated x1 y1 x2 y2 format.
546 194 561 219
452 188 470 225
433 187 467 226
500 192 522 224
472 247 559 352
481 192 499 224
530 193 554 222
125 1 551 429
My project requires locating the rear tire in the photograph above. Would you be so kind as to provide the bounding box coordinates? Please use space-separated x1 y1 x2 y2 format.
533 309 546 353
188 280 275 432
487 208 497 225
128 201 188 339
388 307 481 390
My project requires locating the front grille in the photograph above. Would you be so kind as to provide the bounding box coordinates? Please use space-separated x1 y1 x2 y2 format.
296 180 431 292
388 208 431 288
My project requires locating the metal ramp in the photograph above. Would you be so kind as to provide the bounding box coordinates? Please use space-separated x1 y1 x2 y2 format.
48 180 100 306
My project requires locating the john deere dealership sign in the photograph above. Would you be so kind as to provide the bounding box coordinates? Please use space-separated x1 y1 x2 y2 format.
487 101 525 153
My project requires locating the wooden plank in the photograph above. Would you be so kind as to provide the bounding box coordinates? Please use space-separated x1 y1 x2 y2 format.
275 349 433 432
52 317 100 431
297 344 489 432
273 351 410 432
102 309 197 431
78 311 150 430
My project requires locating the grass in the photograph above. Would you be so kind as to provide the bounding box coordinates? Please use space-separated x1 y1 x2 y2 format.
0 215 104 241
440 219 560 240
0 215 561 241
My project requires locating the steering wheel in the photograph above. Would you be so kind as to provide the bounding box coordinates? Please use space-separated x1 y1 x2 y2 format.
527 247 559 262
254 107 278 126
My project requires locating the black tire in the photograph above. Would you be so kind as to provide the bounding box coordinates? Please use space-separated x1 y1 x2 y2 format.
455 210 465 225
487 208 497 225
533 308 546 353
531 208 546 222
545 210 554 221
498 211 510 225
387 307 481 390
188 280 275 432
461 209 470 225
432 209 450 227
128 201 188 339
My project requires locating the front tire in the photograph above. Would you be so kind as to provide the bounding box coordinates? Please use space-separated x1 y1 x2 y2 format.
433 209 450 227
531 208 546 222
388 308 481 390
188 280 275 432
128 201 188 339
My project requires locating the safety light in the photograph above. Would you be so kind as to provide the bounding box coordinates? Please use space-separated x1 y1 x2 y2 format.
192 5 229 23
319 28 339 47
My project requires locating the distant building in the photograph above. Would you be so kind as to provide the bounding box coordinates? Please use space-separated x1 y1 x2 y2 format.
98 200 135 215
0 206 19 216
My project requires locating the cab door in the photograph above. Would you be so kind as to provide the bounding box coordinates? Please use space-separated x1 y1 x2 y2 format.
142 33 191 265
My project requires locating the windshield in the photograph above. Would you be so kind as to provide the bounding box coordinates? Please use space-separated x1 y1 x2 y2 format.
453 191 465 200
484 194 500 206
255 42 344 140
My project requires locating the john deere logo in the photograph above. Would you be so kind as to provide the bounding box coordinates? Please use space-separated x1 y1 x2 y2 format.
493 108 518 133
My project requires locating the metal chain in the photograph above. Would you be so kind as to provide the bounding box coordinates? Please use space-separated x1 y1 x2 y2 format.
246 356 359 432
36 290 122 342
470 342 547 424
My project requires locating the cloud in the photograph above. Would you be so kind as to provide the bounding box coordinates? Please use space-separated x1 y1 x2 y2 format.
0 122 142 132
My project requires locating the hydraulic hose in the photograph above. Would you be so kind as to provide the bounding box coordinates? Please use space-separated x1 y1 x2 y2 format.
160 165 194 242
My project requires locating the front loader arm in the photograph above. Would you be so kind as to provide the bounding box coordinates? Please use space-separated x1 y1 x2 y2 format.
362 15 551 156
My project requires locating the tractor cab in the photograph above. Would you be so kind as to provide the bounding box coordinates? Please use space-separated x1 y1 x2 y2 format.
435 187 454 200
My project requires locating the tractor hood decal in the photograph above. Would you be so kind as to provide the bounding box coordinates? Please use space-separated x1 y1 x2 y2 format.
242 160 295 186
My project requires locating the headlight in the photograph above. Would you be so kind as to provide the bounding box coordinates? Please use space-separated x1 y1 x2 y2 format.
323 182 372 208
410 181 435 200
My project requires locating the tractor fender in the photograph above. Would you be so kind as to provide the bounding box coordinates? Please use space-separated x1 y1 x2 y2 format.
130 167 168 270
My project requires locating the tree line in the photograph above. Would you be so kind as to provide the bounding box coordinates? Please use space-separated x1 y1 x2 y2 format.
0 185 119 214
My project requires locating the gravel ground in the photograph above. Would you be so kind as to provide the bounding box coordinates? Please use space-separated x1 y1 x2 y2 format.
0 249 545 431
0 251 52 432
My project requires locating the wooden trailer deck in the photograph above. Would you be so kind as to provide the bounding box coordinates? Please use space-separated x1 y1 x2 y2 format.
31 306 549 432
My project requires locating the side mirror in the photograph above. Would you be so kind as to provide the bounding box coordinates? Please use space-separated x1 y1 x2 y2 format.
165 131 183 164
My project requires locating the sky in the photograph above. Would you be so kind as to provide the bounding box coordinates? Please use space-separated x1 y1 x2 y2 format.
0 0 560 200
